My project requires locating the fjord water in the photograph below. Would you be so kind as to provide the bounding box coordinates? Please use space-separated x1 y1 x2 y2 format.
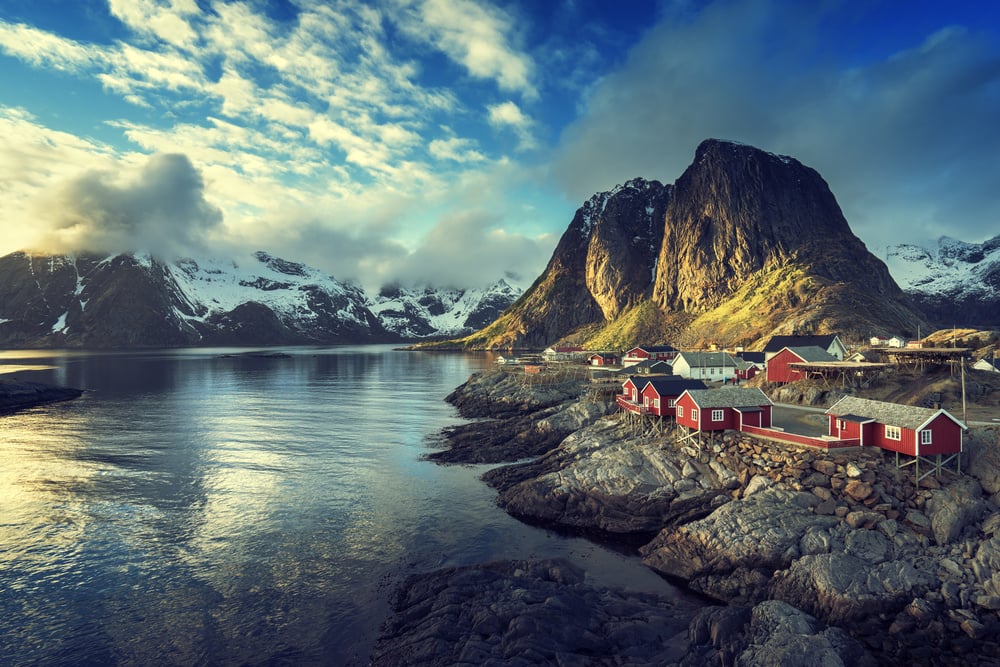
0 346 682 665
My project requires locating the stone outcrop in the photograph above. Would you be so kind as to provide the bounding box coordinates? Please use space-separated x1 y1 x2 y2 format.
0 377 83 413
483 420 731 535
371 559 875 667
415 367 1000 664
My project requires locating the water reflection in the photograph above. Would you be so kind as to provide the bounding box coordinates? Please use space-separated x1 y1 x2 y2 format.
0 346 685 665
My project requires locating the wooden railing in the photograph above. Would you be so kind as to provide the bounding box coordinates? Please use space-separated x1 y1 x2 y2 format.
616 395 649 414
741 424 860 449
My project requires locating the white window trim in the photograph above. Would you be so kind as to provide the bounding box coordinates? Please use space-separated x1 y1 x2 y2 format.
692 410 699 422
677 405 684 418
711 409 725 422
668 398 676 407
920 430 932 445
885 425 901 441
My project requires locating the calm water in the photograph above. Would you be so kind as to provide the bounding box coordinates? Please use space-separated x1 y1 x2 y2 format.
0 346 685 666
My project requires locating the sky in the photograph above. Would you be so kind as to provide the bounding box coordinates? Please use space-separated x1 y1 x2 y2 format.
0 0 998 291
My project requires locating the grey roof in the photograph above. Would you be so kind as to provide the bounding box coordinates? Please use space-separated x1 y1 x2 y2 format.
783 346 838 363
675 351 739 367
682 387 772 408
826 396 965 430
763 335 840 353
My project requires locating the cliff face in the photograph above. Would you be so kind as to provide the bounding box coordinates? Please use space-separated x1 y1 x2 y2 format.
459 178 671 349
457 139 928 350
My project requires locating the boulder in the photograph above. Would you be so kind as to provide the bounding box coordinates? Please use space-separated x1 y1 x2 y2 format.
925 477 988 545
768 553 936 625
641 486 837 600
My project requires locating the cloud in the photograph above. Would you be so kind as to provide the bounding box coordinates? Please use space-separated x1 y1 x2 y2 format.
487 100 537 151
403 0 536 97
377 210 554 289
551 0 1000 250
33 153 223 257
428 136 486 163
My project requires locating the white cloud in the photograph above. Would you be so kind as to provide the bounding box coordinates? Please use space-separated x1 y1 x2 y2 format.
107 0 200 49
397 0 536 97
487 100 537 151
429 136 486 163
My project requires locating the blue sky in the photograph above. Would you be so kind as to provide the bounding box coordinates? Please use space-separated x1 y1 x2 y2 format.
0 0 998 290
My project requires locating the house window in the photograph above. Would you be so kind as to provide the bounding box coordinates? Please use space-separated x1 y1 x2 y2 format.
644 396 650 407
920 430 932 445
885 425 901 441
668 398 676 407
712 409 725 422
677 406 684 418
838 419 846 430
653 398 660 409
692 410 699 422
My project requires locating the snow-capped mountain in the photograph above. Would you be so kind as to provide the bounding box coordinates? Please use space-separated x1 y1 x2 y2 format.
370 279 523 338
0 250 522 348
883 235 1000 326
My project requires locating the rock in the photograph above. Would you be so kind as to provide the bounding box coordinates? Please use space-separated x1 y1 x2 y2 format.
844 480 873 502
370 559 701 666
844 511 882 529
983 512 1000 537
966 429 1000 496
846 463 864 478
743 474 774 497
641 486 838 601
925 477 988 545
768 553 936 625
812 486 833 502
844 529 889 563
735 600 876 667
485 420 725 534
813 460 839 476
960 618 987 639
0 378 83 413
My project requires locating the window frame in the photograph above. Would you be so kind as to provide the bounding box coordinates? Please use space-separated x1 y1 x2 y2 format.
885 424 901 441
920 429 932 445
711 409 725 422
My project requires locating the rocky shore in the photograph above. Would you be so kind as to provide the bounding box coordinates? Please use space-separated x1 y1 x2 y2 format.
0 377 83 413
374 368 1000 665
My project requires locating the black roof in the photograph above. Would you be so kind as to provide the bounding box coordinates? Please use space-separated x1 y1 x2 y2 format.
736 351 765 363
762 334 839 353
642 377 708 395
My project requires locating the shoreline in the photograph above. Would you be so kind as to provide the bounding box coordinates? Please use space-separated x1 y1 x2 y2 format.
372 366 1000 665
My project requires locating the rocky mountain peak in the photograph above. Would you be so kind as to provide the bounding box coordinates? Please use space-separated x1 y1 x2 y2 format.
456 139 927 350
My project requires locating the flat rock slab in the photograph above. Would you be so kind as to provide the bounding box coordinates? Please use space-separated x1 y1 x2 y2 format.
370 559 700 666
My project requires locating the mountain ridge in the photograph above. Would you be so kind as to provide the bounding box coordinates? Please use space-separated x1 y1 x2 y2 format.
0 250 521 348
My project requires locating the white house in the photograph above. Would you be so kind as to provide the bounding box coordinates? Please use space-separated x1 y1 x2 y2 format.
671 351 740 381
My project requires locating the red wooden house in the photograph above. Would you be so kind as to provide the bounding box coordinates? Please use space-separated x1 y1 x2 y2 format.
588 352 619 366
675 387 772 432
637 378 707 417
623 345 679 366
766 346 837 383
825 396 965 456
620 376 645 403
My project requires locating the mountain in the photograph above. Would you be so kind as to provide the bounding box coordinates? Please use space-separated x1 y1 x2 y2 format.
450 139 928 350
370 279 523 338
0 250 390 348
883 236 1000 327
0 250 524 348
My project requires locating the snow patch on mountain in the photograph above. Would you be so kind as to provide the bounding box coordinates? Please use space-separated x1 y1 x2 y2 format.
883 235 1000 299
370 279 522 338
